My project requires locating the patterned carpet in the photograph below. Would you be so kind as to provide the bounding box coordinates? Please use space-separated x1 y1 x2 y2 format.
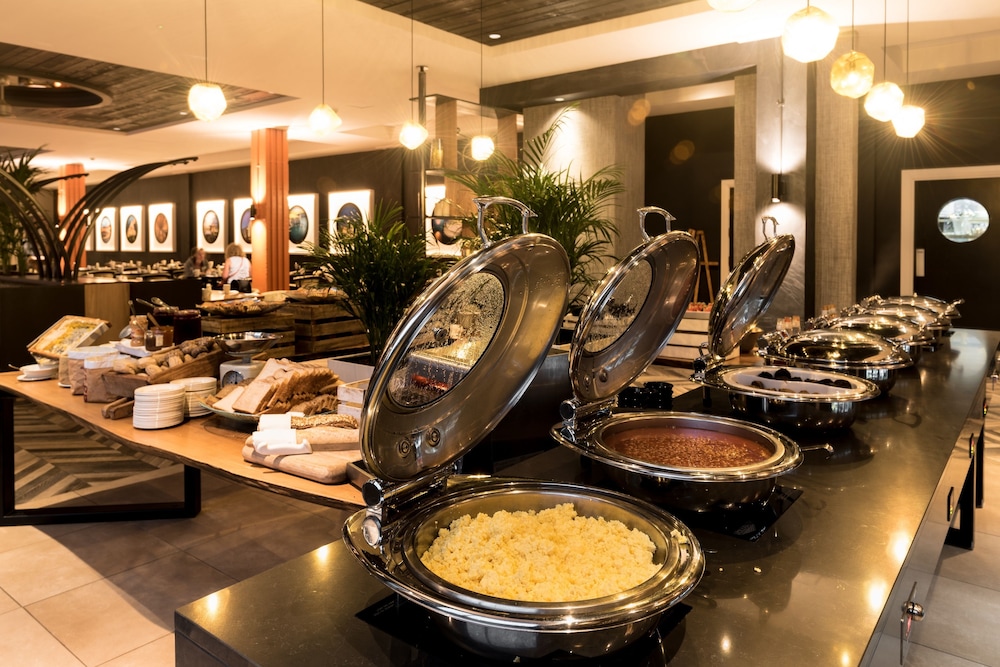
12 399 178 504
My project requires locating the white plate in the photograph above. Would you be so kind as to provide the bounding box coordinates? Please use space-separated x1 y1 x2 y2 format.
17 374 53 382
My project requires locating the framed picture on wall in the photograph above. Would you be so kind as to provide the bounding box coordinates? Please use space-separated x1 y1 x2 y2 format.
94 207 117 252
147 203 175 252
119 205 144 252
288 193 318 254
196 199 226 253
328 189 373 239
232 197 253 253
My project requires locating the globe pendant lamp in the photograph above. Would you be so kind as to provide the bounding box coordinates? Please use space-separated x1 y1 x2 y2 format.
782 3 838 63
188 0 226 121
470 0 494 161
865 81 904 121
399 0 427 150
830 1 874 98
399 121 429 150
708 0 757 11
310 0 342 135
892 104 925 137
892 0 924 137
830 51 875 98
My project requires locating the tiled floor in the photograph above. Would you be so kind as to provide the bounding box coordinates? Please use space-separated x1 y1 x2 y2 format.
1 366 998 666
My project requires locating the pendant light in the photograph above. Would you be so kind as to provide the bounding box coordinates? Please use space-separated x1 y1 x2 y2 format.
309 0 342 135
399 0 428 150
187 0 227 122
782 2 838 64
864 0 904 122
707 0 757 12
892 0 925 137
830 0 875 98
470 0 494 161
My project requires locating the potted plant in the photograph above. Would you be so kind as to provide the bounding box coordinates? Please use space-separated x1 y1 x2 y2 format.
301 201 444 365
447 108 625 309
0 148 46 275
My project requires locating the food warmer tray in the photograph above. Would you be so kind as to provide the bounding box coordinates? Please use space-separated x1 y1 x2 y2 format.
343 197 704 661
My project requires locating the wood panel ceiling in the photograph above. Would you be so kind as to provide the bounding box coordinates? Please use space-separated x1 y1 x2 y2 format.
360 0 691 44
0 42 289 134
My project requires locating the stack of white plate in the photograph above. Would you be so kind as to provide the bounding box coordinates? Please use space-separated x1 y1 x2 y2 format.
169 377 218 417
133 384 186 430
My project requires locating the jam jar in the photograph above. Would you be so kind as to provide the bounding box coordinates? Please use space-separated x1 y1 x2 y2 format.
172 309 202 344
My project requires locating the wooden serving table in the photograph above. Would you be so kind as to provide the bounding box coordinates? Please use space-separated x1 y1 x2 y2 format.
0 372 363 526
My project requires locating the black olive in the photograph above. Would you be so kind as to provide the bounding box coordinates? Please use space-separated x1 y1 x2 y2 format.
819 378 835 386
833 378 853 388
750 380 765 388
758 371 773 379
774 368 792 380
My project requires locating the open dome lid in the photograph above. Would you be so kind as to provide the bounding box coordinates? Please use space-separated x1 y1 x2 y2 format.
361 197 570 483
707 217 795 363
569 207 699 404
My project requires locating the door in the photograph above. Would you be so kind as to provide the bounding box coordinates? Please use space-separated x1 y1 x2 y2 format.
913 178 1000 330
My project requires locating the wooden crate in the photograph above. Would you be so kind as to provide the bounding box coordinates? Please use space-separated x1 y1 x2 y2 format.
201 313 296 360
284 303 369 356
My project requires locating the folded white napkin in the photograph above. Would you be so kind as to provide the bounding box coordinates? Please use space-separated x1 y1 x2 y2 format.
251 427 312 456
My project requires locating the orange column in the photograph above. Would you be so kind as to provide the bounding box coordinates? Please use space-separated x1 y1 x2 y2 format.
249 128 289 292
59 163 87 268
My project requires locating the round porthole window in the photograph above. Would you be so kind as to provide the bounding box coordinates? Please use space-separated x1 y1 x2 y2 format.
937 198 989 243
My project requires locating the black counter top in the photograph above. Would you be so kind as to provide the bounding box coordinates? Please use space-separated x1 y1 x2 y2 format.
175 328 1000 666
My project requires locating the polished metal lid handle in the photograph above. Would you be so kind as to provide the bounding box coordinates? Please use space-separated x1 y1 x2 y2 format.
637 206 676 242
473 196 537 246
761 215 779 239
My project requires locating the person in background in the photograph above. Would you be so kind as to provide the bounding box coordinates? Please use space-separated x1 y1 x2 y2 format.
182 246 206 278
222 242 251 287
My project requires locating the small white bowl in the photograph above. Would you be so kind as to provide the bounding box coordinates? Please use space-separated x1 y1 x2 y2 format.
20 363 58 379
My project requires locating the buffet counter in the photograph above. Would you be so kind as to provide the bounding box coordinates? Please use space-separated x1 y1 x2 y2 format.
0 371 362 525
174 328 999 666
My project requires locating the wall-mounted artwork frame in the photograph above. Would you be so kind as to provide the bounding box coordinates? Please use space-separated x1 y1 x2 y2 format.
94 207 117 252
232 197 253 252
147 203 175 252
196 199 226 253
328 189 373 240
288 193 318 254
120 205 144 252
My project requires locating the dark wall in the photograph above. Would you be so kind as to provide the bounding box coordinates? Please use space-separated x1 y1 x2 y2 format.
87 148 406 267
645 107 734 299
858 73 1000 297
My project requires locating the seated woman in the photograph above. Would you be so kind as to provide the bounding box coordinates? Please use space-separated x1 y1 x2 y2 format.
182 247 206 278
221 243 252 291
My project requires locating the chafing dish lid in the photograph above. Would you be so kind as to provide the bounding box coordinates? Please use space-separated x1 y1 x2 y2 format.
826 314 934 345
706 220 795 364
362 198 570 483
853 303 950 331
862 293 962 319
569 207 699 404
767 329 912 369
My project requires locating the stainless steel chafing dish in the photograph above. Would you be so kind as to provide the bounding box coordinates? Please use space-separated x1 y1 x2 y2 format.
692 217 879 429
551 210 804 512
860 293 962 321
846 300 952 344
756 328 913 394
344 198 704 661
810 313 934 364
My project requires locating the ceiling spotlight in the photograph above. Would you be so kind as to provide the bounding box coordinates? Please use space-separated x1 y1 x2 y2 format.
782 5 838 63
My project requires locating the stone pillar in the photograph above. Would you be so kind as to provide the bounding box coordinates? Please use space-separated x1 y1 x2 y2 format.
59 163 86 268
524 96 644 263
495 111 518 160
249 128 289 292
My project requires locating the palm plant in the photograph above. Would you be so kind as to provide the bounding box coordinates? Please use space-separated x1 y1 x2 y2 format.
448 108 624 308
0 148 46 274
301 201 444 365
